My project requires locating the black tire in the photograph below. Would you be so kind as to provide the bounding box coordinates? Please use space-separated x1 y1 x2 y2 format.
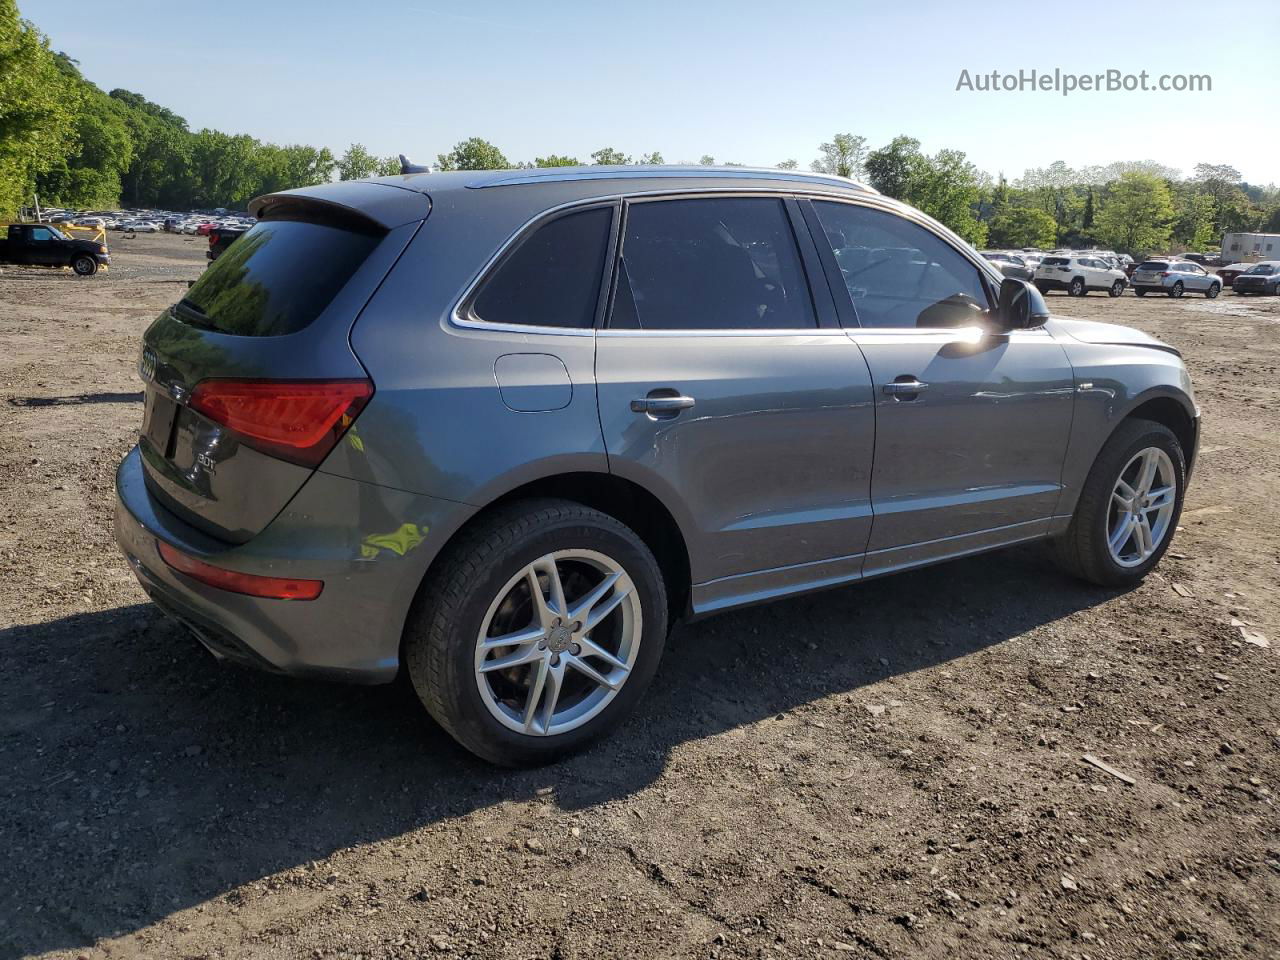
404 498 668 767
1134 288 1147 297
1052 418 1186 587
1205 283 1220 299
1168 281 1184 298
1068 277 1086 297
71 255 96 276
1109 280 1125 297
1034 282 1051 295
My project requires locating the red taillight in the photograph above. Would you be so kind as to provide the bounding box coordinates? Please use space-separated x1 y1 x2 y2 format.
189 379 372 466
208 233 217 245
1160 271 1171 277
156 540 323 600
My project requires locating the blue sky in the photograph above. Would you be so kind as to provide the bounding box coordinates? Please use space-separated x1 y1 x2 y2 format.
25 0 1278 183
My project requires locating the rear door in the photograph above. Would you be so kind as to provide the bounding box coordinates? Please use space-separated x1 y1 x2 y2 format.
595 195 876 612
137 200 423 542
803 198 1075 574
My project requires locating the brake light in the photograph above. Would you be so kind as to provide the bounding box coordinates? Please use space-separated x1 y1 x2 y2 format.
1160 271 1171 277
208 233 217 245
189 379 372 466
157 540 322 600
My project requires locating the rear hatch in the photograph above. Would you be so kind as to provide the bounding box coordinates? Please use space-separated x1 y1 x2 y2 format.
1133 261 1170 283
137 190 426 543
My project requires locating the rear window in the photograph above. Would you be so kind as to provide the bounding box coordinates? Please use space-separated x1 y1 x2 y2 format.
179 220 381 337
1138 261 1170 271
472 206 613 329
1042 256 1069 266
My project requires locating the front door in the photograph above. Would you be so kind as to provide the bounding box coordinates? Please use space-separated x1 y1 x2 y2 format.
595 195 877 613
805 198 1075 575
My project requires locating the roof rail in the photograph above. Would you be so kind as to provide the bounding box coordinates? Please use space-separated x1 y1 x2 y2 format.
468 165 877 194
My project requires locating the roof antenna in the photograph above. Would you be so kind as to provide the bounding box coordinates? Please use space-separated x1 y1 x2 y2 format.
399 154 430 175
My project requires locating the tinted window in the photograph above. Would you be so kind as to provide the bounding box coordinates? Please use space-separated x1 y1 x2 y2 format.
30 227 53 242
1042 256 1070 266
182 220 381 337
611 197 815 330
1247 264 1276 275
812 201 991 328
1138 261 1171 271
473 206 613 329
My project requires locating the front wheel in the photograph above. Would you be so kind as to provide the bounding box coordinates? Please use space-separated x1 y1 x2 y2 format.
1169 281 1184 298
1205 283 1220 299
71 255 97 276
1053 419 1186 587
1109 280 1125 297
405 499 668 766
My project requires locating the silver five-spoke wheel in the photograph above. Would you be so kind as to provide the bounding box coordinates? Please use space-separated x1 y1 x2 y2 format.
1107 447 1176 567
475 550 641 736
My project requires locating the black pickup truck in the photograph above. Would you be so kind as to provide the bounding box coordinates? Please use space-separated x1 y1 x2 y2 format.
207 226 247 262
0 223 110 275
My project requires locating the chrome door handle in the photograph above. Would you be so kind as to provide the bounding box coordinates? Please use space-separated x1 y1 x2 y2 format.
882 379 929 396
631 395 695 417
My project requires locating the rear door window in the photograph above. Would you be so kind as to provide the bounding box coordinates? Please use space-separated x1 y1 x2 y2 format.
180 219 382 337
811 200 991 328
610 197 816 330
472 206 614 329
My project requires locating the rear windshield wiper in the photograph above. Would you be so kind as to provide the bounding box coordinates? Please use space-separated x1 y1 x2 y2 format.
172 298 218 331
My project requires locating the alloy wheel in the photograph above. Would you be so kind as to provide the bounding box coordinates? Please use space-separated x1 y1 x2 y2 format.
1107 447 1176 567
474 550 641 736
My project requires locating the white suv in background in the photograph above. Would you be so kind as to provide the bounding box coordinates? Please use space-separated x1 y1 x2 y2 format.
1033 255 1129 297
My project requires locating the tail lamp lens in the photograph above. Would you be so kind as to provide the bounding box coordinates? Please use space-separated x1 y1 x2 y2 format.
188 379 372 467
156 540 322 600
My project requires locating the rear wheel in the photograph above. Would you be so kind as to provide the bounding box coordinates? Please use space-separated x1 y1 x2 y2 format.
1205 283 1220 299
1134 288 1147 297
71 255 96 276
1069 277 1086 297
1169 281 1184 298
1109 280 1125 297
404 499 668 766
1053 419 1186 587
1034 282 1051 295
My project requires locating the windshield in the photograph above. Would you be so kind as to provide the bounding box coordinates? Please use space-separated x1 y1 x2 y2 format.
1246 264 1277 275
180 219 381 336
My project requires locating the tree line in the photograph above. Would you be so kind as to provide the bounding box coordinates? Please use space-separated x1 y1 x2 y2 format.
3 4 1277 254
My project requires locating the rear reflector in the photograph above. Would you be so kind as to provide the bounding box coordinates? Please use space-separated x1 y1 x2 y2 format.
189 379 372 467
157 540 323 600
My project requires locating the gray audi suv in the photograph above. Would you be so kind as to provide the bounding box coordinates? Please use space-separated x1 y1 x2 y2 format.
115 166 1199 765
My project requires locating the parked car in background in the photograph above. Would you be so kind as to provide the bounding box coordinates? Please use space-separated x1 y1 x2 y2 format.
1184 253 1209 265
0 223 110 275
1034 254 1128 296
1232 261 1280 296
1130 260 1221 298
981 251 1035 281
1216 262 1254 288
206 225 247 261
115 166 1199 765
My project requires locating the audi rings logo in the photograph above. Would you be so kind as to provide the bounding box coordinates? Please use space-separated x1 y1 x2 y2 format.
139 345 158 382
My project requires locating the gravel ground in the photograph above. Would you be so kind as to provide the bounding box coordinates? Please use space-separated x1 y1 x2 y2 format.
1 233 1277 960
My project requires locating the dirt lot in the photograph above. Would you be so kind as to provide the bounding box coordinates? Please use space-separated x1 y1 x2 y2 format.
1 233 1277 960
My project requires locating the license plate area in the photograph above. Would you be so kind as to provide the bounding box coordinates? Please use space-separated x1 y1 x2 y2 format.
142 389 178 454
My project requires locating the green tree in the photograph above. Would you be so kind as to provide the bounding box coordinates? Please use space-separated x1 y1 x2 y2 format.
338 142 381 180
437 137 509 171
35 57 133 208
864 136 923 199
533 154 580 167
987 207 1057 248
776 159 798 170
811 133 867 179
1094 172 1175 255
0 2 79 216
591 146 630 165
698 154 715 166
637 151 663 165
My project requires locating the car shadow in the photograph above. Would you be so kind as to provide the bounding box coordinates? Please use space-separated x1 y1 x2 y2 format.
7 392 143 407
0 544 1123 956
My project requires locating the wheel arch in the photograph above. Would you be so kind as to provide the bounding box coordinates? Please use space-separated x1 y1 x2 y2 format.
1123 391 1198 477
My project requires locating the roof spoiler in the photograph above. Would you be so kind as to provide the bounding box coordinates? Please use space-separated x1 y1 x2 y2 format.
399 154 430 175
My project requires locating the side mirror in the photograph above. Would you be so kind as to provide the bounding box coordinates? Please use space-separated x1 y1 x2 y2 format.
998 277 1049 330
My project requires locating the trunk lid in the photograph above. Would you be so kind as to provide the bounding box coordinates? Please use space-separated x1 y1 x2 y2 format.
137 191 427 543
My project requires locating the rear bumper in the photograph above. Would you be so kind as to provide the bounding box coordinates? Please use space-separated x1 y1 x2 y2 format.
114 445 474 683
